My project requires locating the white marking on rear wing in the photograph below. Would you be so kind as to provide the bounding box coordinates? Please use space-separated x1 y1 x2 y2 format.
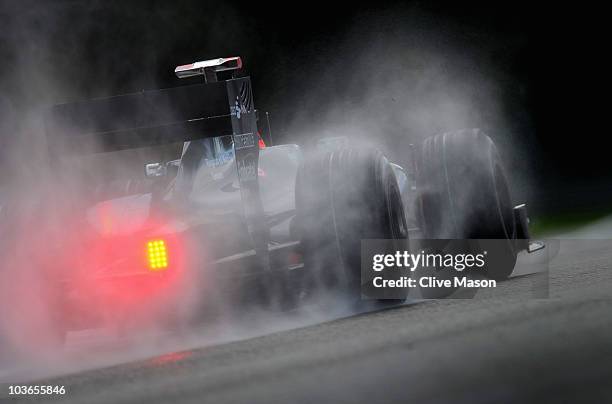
175 56 242 79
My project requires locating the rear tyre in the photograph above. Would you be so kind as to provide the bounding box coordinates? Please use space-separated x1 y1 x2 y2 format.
417 129 517 282
295 148 409 301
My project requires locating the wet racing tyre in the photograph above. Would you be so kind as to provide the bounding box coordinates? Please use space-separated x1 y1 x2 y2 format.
417 129 517 281
295 148 409 301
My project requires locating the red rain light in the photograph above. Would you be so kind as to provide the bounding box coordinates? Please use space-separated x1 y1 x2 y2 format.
147 239 168 271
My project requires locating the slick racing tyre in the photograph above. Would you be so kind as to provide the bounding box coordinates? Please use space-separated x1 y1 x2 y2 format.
417 129 517 282
295 148 409 301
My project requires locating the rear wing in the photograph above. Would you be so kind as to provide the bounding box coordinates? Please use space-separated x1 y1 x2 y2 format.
175 57 242 82
46 79 253 155
45 57 270 268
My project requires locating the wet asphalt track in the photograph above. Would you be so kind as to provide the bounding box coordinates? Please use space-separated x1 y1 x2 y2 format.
1 226 612 403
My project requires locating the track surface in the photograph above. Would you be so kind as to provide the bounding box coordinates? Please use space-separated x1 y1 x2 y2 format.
2 229 612 403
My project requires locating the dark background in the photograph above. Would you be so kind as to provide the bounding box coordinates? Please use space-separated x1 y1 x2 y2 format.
0 0 605 215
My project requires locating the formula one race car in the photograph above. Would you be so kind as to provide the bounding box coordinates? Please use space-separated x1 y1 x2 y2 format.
4 56 541 346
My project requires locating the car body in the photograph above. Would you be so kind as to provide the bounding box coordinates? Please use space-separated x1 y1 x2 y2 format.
2 56 537 342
